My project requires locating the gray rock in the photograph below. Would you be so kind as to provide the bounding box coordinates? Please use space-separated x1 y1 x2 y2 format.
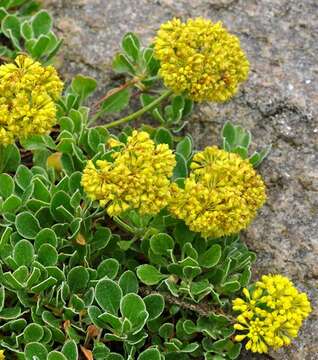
44 1 318 359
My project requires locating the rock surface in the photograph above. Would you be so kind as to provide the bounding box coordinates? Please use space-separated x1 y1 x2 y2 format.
44 1 318 359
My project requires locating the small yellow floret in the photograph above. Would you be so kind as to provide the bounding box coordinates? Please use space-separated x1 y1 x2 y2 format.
0 55 63 145
0 350 5 360
154 17 249 102
232 274 312 354
81 131 176 216
169 146 265 238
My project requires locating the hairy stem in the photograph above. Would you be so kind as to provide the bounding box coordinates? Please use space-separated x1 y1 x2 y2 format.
91 89 173 128
139 286 230 319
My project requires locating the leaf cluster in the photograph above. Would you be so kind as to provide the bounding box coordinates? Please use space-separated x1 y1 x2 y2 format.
0 4 61 62
0 3 272 359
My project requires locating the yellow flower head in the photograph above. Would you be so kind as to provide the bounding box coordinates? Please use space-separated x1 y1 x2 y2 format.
81 131 176 216
169 146 265 238
0 350 4 360
0 55 63 145
154 17 249 102
233 274 312 354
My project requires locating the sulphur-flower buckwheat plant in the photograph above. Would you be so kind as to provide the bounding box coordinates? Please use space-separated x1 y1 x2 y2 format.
154 17 249 102
0 4 311 359
0 55 63 145
81 130 176 216
169 146 266 238
233 274 312 353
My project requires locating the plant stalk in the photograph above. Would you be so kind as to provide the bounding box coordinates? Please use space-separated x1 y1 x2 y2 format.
91 89 173 129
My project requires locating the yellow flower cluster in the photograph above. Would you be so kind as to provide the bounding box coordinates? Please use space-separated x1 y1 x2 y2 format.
0 350 4 360
154 17 249 102
233 274 312 353
81 131 176 216
0 55 63 145
169 146 265 238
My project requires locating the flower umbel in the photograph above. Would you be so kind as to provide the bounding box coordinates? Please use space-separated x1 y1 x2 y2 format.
154 17 249 102
233 274 312 353
0 55 63 145
169 146 266 238
81 131 176 216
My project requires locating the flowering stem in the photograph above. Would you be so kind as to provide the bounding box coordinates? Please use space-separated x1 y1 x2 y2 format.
91 89 173 129
113 216 136 234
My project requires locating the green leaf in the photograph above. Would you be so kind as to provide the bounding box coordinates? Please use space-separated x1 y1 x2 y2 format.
173 153 188 179
107 354 124 360
2 194 22 213
37 244 58 266
25 342 48 360
21 20 33 40
250 145 271 167
95 278 122 315
92 342 110 360
31 277 57 293
0 226 12 251
15 212 40 239
221 281 241 293
0 306 22 319
0 286 5 312
50 190 73 222
150 233 174 255
31 34 50 58
183 266 201 280
200 244 222 268
15 165 32 190
1 144 20 172
21 134 56 151
112 53 135 74
120 293 147 329
137 265 166 285
138 348 161 360
183 320 197 335
2 14 20 40
142 47 159 76
88 128 102 152
176 136 192 159
159 323 174 339
47 351 68 360
24 323 44 342
232 146 248 159
239 267 251 287
62 340 78 360
71 75 97 102
121 32 140 62
171 96 185 123
13 239 34 266
144 294 164 321
101 88 130 113
228 343 242 359
67 266 89 293
0 173 14 199
222 121 236 146
32 10 52 37
98 312 121 331
0 7 8 21
34 228 57 251
97 258 120 279
119 270 139 295
154 128 173 148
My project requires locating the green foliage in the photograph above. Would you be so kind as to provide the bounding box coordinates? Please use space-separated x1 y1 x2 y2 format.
222 121 271 167
0 122 256 358
0 4 61 62
0 3 273 359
